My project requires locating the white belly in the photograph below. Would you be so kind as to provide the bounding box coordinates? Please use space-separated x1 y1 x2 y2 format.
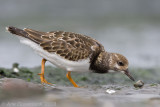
19 37 91 72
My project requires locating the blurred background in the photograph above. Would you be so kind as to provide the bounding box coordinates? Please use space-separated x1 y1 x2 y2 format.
1 1 160 106
0 0 160 69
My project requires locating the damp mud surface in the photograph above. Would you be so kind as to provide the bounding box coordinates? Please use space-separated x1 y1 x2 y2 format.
0 65 160 107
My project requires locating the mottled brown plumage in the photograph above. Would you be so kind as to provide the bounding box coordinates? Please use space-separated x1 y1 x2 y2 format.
11 27 104 62
7 26 135 82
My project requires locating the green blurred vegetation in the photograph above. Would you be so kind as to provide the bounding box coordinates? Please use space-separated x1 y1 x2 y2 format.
0 63 160 86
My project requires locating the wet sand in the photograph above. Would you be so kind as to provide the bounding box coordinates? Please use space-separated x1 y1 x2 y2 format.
0 65 160 107
0 78 160 107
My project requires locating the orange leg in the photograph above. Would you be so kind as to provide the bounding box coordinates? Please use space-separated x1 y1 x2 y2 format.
38 58 52 85
66 71 80 88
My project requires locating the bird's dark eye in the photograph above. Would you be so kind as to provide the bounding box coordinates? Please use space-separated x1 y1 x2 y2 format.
117 61 124 66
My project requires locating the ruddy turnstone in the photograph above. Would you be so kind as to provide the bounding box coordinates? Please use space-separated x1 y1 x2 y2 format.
6 26 135 87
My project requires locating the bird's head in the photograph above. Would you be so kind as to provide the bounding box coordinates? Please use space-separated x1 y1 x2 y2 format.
108 53 135 81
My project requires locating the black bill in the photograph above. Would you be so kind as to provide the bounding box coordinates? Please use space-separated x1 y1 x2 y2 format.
124 69 135 81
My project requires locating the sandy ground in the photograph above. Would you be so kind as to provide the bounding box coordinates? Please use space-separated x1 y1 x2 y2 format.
0 78 160 107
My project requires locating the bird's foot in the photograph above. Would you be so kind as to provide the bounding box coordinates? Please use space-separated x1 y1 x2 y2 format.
38 73 53 85
66 71 82 88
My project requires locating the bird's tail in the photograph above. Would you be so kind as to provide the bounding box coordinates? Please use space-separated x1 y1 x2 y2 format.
6 26 28 38
6 26 47 44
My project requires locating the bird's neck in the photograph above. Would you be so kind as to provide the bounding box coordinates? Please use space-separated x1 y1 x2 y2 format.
90 52 110 73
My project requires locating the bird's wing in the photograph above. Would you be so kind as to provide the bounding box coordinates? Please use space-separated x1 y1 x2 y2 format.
24 29 105 61
23 28 49 43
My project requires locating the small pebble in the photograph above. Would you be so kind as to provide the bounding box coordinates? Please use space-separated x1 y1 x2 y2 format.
134 80 144 88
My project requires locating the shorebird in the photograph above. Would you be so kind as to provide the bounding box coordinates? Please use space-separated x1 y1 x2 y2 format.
6 26 135 87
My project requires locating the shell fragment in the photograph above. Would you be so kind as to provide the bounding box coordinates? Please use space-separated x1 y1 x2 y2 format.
106 89 116 94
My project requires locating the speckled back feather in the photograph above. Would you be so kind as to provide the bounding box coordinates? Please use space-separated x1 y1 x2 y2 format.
23 28 105 61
